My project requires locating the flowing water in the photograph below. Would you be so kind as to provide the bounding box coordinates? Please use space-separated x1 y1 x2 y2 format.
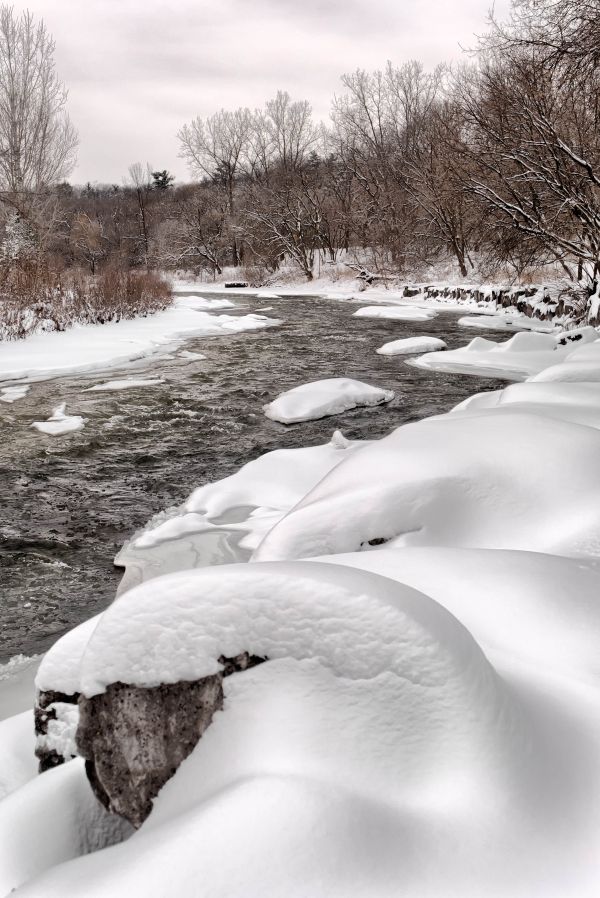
0 294 505 661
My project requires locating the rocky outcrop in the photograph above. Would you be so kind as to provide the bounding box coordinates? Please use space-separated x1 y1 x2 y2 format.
76 652 265 828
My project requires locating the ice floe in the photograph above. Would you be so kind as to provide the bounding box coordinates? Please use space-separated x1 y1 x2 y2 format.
31 403 86 436
85 378 165 392
0 385 29 403
353 305 437 321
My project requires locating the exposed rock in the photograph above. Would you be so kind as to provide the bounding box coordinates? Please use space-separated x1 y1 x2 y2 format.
76 652 265 828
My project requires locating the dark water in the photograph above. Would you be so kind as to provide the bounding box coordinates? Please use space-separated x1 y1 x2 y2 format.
0 295 505 661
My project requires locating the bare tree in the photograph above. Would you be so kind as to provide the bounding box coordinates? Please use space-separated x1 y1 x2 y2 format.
0 6 77 193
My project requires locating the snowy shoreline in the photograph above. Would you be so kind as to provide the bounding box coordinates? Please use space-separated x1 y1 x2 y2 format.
2 284 600 896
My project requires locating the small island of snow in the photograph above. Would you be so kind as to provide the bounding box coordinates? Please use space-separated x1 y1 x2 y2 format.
263 378 394 424
31 403 86 436
377 336 446 356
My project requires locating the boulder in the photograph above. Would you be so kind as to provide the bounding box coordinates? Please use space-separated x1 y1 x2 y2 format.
76 653 265 828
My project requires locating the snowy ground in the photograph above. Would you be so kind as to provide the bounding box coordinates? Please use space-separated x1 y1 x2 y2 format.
1 283 600 896
0 296 279 383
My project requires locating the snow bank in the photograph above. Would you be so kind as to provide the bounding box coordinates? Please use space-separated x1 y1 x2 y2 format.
115 431 367 592
410 327 599 381
174 296 234 310
376 336 446 356
0 655 39 721
85 378 165 392
254 410 600 561
14 557 600 898
0 712 36 801
31 403 85 436
263 378 394 424
0 299 279 383
452 382 600 429
0 384 29 403
353 305 437 321
458 314 555 333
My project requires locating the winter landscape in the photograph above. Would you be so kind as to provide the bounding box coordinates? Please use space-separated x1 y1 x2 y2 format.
1 0 600 895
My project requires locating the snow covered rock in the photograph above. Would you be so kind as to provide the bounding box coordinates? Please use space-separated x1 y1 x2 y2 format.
353 305 437 321
253 410 600 561
31 403 85 436
263 378 394 424
409 327 600 381
376 336 446 355
77 652 264 828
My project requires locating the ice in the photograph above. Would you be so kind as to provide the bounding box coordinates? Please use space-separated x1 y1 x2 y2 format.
263 378 394 424
353 305 438 320
31 403 86 436
254 410 600 561
178 350 206 360
114 431 367 591
0 384 29 403
0 655 40 721
376 336 446 355
0 299 279 383
85 378 165 392
410 327 600 381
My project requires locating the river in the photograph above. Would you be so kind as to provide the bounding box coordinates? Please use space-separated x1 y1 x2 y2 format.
0 293 505 661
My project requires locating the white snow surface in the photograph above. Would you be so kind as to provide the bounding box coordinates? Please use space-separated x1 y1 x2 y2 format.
254 410 600 560
353 305 437 321
263 378 394 424
114 431 367 592
410 326 599 381
458 314 555 333
85 377 165 392
376 336 446 355
0 298 279 383
31 403 85 436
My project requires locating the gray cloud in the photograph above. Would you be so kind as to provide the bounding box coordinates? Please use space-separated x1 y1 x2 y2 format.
10 0 510 183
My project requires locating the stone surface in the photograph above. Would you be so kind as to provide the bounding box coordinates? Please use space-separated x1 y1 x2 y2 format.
76 653 265 828
34 689 79 773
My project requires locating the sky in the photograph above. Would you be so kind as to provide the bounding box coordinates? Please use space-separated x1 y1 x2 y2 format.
11 0 511 185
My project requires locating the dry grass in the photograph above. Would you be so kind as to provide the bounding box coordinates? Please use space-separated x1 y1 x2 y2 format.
0 264 171 340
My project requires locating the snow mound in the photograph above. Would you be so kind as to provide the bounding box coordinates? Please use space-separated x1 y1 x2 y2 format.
0 384 29 403
0 712 36 801
115 431 367 592
263 377 394 424
31 403 85 436
458 314 555 333
253 410 600 561
85 378 165 392
452 382 600 429
410 327 599 381
353 305 437 321
528 360 600 382
376 336 446 355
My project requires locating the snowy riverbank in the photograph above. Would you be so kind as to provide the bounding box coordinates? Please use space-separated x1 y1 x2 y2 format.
1 292 600 896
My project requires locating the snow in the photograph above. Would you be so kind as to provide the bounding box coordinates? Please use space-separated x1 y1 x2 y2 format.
0 384 29 403
173 296 234 310
0 298 279 383
376 336 446 355
0 712 37 801
263 378 394 424
353 305 438 321
35 702 79 764
85 377 165 392
458 314 555 333
0 655 40 721
254 410 600 561
410 327 600 381
31 403 86 436
114 431 367 592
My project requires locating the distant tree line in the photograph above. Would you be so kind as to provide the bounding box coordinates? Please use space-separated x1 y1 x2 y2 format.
1 0 600 323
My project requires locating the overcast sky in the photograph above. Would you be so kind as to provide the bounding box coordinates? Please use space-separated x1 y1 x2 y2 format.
11 0 510 185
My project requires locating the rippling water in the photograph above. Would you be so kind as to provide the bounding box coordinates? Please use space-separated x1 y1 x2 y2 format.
0 294 505 661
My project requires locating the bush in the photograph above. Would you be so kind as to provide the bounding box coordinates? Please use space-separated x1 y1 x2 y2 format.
0 264 171 340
